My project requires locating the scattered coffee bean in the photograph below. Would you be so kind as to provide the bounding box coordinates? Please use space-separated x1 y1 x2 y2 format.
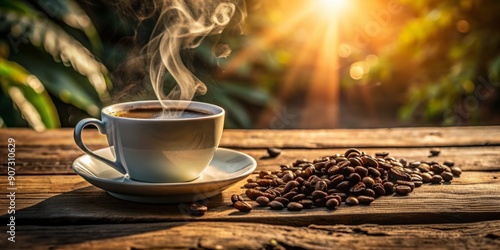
189 204 208 216
431 175 443 184
233 201 252 212
267 147 282 158
443 160 454 167
429 147 441 157
375 152 389 157
422 173 433 183
233 148 462 213
441 172 454 182
287 202 303 211
244 182 259 189
395 185 412 196
268 201 285 210
345 196 359 206
451 166 462 177
256 196 271 206
326 198 340 210
245 189 262 200
383 182 394 195
231 194 244 203
358 195 375 205
299 199 314 209
274 197 290 206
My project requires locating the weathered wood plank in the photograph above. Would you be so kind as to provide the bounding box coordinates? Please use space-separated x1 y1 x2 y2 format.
2 126 500 149
2 221 499 249
1 146 499 175
1 172 499 227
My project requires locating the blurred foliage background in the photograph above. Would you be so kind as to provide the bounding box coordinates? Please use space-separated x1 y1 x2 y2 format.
1 0 499 130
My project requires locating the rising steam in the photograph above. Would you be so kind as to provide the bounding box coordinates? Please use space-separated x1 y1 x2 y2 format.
146 0 236 112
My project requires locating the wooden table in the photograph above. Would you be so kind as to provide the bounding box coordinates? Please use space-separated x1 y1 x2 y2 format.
1 126 500 249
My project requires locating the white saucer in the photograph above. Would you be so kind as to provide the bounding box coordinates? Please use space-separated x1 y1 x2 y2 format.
72 147 256 203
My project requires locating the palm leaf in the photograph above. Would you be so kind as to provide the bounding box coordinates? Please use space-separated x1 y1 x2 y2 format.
0 58 59 130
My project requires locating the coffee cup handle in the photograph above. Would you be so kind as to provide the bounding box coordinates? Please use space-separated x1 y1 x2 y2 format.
74 118 127 175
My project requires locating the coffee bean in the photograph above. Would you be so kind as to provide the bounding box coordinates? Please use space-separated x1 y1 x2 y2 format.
363 188 376 197
349 158 363 167
315 180 328 191
373 183 386 196
451 166 462 177
330 174 344 186
429 147 441 156
443 160 455 167
389 167 411 181
422 173 433 183
345 148 361 158
245 189 262 200
267 147 282 158
233 201 252 212
281 173 294 183
431 175 443 184
430 164 445 174
292 193 306 202
311 190 328 199
257 179 273 187
399 158 408 167
345 196 359 206
268 201 285 210
350 182 366 194
256 196 270 206
231 194 244 203
396 180 415 191
314 198 327 207
283 180 300 193
259 170 272 179
354 166 369 177
383 182 394 195
326 198 340 209
283 191 298 200
413 181 423 187
247 178 256 183
244 183 259 189
326 194 342 204
441 172 454 182
362 176 375 188
336 180 351 191
348 173 361 184
395 185 412 195
299 199 314 209
409 161 421 168
287 202 303 211
274 197 290 206
375 152 389 157
368 167 381 178
362 156 379 168
189 204 208 216
358 195 375 205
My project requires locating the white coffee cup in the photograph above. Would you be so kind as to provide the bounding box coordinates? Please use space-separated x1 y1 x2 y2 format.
74 100 225 183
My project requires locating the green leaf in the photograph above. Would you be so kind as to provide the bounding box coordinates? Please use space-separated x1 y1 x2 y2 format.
28 0 103 52
0 58 60 130
9 45 102 117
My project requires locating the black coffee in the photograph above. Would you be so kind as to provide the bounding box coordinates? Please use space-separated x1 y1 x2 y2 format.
112 108 212 119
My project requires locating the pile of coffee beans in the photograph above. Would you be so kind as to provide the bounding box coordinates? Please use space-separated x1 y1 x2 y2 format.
233 148 462 212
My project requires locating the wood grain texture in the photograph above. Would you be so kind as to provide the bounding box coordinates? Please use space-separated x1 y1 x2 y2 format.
2 126 500 149
2 221 499 249
1 127 500 249
1 172 499 227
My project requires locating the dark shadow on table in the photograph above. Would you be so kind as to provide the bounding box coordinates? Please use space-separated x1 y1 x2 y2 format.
0 186 225 246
